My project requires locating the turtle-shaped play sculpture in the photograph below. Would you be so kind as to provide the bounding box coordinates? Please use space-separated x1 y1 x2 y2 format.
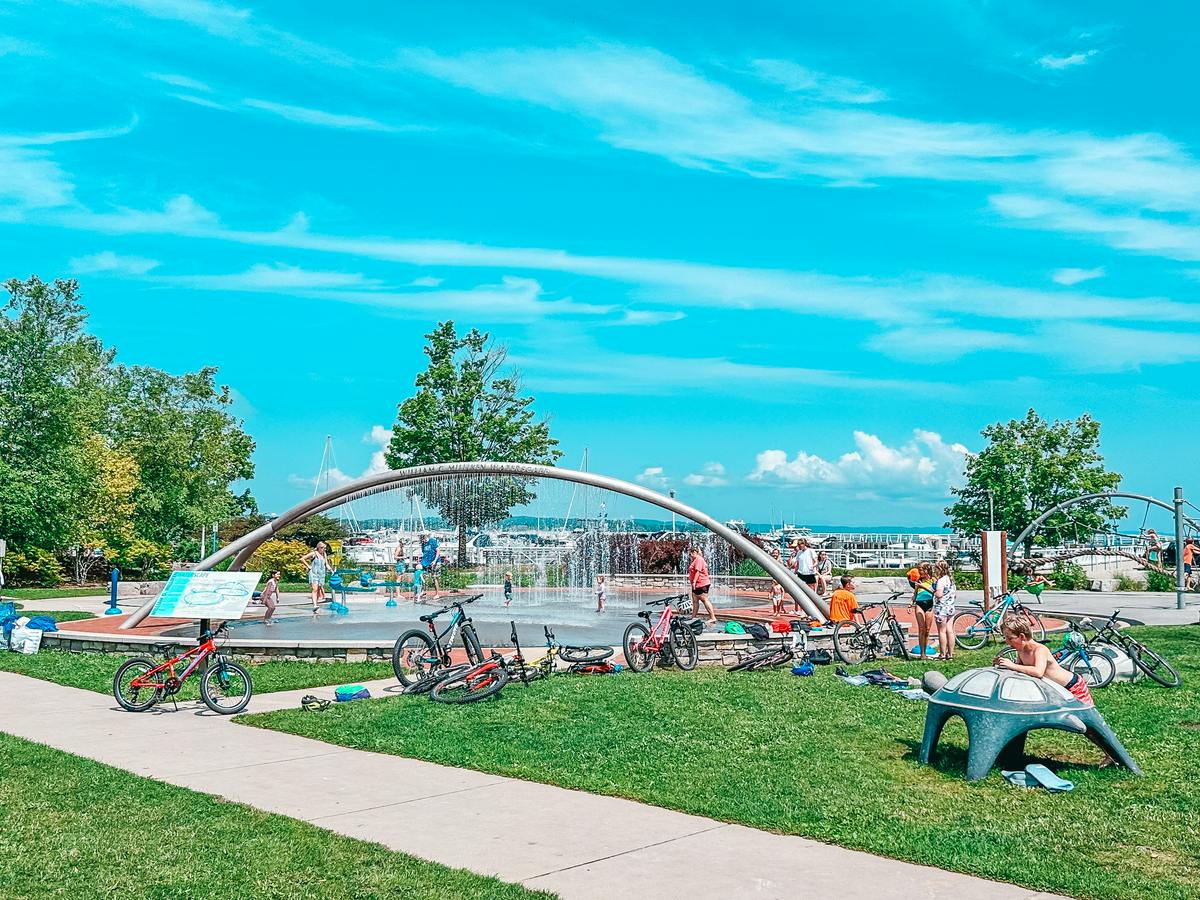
918 667 1141 781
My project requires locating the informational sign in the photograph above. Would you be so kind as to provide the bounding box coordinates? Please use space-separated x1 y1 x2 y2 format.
150 570 261 620
980 530 1008 607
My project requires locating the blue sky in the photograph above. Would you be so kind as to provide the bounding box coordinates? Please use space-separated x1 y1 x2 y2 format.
3 0 1199 527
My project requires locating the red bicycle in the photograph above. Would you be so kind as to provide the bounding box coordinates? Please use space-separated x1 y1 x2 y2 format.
622 594 699 672
113 622 253 714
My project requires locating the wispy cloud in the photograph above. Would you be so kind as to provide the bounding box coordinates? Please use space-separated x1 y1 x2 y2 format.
243 98 414 132
162 262 385 291
683 462 728 487
866 326 1026 362
749 430 969 495
1037 50 1099 70
750 59 886 104
1044 322 1200 372
148 71 212 92
1052 266 1105 285
68 250 160 275
635 466 670 489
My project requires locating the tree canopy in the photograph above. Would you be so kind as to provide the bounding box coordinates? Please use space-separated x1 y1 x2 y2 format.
945 409 1123 553
0 276 257 583
385 322 560 561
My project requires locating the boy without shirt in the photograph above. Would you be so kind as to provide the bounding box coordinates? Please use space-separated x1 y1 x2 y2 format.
994 615 1093 706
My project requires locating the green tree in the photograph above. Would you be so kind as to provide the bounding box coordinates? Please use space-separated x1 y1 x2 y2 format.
247 539 311 582
0 277 111 555
108 365 256 547
276 514 349 547
945 410 1123 555
67 435 141 584
385 322 560 562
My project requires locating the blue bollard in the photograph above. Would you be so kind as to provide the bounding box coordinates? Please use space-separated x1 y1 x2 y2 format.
104 568 123 615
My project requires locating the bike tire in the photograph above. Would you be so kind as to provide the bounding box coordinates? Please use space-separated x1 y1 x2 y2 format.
392 629 438 686
889 619 910 660
670 626 699 671
461 624 485 665
113 657 164 712
953 611 990 650
558 645 615 664
1025 611 1047 643
1062 651 1115 689
430 663 510 704
200 660 253 714
404 663 471 695
729 648 777 672
833 622 868 665
622 622 656 673
1129 643 1182 688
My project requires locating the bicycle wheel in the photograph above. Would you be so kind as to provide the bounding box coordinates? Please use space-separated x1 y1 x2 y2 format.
953 611 990 650
460 624 484 664
392 630 438 686
559 645 615 664
670 626 699 671
622 622 656 673
404 663 470 695
729 648 777 671
200 660 253 714
113 657 164 712
1021 609 1047 643
833 622 868 665
1062 651 1115 689
888 619 910 660
430 663 509 704
1128 643 1182 688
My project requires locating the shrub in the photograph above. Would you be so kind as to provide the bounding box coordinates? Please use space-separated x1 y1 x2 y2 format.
2 548 66 586
1146 570 1175 592
733 559 767 577
1114 572 1144 591
1051 561 1090 591
953 570 983 590
114 539 173 580
247 539 311 582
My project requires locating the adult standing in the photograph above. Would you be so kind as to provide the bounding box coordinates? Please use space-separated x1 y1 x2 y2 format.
1144 529 1162 568
791 538 818 594
420 534 443 599
300 541 332 613
688 546 717 625
391 541 406 601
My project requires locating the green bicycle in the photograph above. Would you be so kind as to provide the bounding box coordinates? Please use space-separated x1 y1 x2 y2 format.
953 590 1046 650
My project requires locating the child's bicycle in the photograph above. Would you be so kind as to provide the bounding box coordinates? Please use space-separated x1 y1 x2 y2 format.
622 594 700 672
995 628 1116 688
953 589 1046 650
506 624 615 683
832 591 911 665
112 622 253 714
1082 610 1181 688
729 621 811 671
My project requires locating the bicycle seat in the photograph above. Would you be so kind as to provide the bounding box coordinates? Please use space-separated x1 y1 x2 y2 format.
149 643 175 656
418 613 435 623
637 610 652 619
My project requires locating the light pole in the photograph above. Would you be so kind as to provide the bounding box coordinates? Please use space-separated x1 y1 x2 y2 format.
669 490 676 536
1174 486 1186 610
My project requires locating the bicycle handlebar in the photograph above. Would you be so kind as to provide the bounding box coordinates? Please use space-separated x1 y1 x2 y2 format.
646 594 688 606
427 594 483 619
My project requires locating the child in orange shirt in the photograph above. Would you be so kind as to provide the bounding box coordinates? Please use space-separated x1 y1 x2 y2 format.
828 576 859 623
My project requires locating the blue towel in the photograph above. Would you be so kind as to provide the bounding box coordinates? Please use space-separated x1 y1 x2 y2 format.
1025 764 1074 792
24 615 58 632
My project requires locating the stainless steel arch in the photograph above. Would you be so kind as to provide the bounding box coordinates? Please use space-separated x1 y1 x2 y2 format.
121 462 831 628
1009 491 1200 555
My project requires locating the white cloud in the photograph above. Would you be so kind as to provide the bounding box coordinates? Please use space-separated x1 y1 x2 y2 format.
68 250 160 275
148 72 212 91
635 466 670 489
1043 322 1200 372
683 462 728 487
750 59 886 104
609 309 685 326
163 262 384 291
866 326 1026 362
1052 266 1105 285
408 276 443 287
749 430 970 495
243 98 410 132
362 424 391 475
169 93 230 111
1037 50 1099 70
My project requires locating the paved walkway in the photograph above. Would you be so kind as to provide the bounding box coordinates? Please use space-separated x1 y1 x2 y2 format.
0 672 1068 900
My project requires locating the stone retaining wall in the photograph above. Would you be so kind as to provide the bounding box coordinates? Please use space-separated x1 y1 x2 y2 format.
608 573 911 595
41 631 392 664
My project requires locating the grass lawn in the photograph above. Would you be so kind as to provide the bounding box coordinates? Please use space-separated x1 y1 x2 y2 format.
7 606 99 623
243 626 1200 900
0 648 394 698
0 732 550 900
2 587 107 601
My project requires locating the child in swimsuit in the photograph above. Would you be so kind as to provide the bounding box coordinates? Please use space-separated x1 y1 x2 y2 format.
995 614 1093 705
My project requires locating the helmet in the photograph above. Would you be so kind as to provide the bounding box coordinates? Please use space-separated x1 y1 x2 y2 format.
1064 631 1087 652
301 695 331 712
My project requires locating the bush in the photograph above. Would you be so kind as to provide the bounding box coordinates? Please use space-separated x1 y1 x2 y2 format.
113 539 173 580
1146 570 1175 592
247 539 311 582
1051 561 1090 590
733 559 767 577
435 568 478 591
2 548 66 586
952 570 983 590
1114 572 1144 592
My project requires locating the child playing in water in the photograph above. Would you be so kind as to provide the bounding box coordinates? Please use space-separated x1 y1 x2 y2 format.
769 580 784 616
995 614 1093 705
411 559 424 603
504 571 513 607
595 574 606 612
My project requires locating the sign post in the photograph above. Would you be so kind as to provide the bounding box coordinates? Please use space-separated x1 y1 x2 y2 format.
980 530 1007 612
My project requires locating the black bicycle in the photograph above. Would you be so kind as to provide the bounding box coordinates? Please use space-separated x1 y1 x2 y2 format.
392 594 485 687
729 621 811 671
832 592 911 665
1085 610 1181 688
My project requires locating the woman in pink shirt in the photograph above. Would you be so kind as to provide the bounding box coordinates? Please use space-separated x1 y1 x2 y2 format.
688 547 716 625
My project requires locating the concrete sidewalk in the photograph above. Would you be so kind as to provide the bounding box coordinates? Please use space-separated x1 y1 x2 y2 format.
0 672 1068 900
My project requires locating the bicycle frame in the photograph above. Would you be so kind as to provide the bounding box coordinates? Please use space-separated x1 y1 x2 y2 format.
131 634 217 692
425 605 466 649
641 604 677 652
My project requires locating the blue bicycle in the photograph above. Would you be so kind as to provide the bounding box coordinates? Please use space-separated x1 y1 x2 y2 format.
953 590 1046 650
997 629 1115 688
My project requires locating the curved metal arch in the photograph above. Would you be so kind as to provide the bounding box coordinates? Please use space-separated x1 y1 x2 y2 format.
1009 491 1200 555
121 462 831 629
